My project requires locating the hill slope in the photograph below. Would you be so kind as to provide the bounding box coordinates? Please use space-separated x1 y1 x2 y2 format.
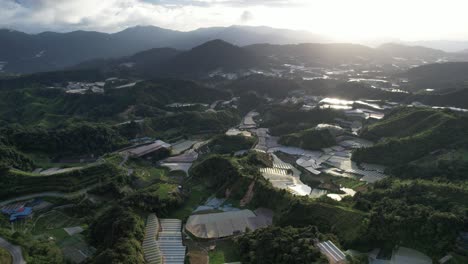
353 107 468 166
401 62 468 91
407 88 468 109
159 40 263 77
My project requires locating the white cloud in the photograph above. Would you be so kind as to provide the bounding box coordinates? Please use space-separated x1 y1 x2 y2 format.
0 0 468 41
0 0 252 32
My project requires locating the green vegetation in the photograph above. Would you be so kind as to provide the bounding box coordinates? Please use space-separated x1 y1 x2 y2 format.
205 134 256 154
359 107 456 140
190 151 270 195
4 65 468 264
115 154 185 216
261 105 342 136
0 79 229 125
353 178 468 257
391 149 468 181
237 92 267 115
0 213 64 264
208 240 240 264
89 206 145 264
347 107 468 258
1 122 127 156
31 210 82 238
168 183 211 219
190 155 245 190
278 198 367 247
226 75 301 98
279 128 336 150
0 143 34 170
0 70 103 89
353 107 468 169
0 163 126 199
331 176 366 190
148 110 240 140
0 248 12 264
450 253 468 264
236 226 326 264
408 88 468 109
190 154 366 248
123 182 183 215
402 62 468 91
129 160 170 183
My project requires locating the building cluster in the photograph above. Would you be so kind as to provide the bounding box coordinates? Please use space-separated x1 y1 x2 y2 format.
64 81 105 94
1 198 49 222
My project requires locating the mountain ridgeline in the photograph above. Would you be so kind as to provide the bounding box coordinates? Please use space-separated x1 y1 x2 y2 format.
2 25 468 75
0 25 326 73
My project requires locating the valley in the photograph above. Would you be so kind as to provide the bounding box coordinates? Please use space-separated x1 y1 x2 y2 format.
1 32 468 264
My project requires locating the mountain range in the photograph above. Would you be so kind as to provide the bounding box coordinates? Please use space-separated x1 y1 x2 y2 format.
2 25 468 75
403 40 468 53
0 25 327 73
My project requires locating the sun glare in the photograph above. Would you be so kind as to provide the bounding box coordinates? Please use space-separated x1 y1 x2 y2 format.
250 0 468 41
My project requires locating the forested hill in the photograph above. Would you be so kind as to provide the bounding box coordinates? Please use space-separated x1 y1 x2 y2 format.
0 77 238 170
400 62 468 91
0 69 104 89
72 48 182 76
71 40 264 79
0 79 230 125
353 107 468 180
157 40 264 78
406 88 468 109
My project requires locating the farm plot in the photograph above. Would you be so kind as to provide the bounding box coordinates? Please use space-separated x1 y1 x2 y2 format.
32 210 82 239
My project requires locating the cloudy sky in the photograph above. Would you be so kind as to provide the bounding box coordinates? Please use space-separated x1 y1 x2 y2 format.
1 0 468 41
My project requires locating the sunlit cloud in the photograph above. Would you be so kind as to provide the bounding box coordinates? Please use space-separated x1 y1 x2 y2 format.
0 0 468 41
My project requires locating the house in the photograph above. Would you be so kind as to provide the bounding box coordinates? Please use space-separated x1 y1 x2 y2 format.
9 207 33 221
1 203 33 222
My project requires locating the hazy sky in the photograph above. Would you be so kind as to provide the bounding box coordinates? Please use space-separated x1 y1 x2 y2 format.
1 0 468 41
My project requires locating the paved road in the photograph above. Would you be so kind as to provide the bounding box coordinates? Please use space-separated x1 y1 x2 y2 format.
0 237 26 264
0 184 100 207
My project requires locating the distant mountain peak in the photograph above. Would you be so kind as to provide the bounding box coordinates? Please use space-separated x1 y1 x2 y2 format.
194 39 237 49
115 25 180 35
121 25 165 31
379 42 443 51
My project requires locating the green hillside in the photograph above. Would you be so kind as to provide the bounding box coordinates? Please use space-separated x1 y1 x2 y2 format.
190 154 366 247
353 107 468 166
279 128 336 150
0 163 125 199
360 107 456 140
261 105 342 136
204 135 256 154
354 179 467 256
0 78 230 125
148 110 240 139
0 143 34 170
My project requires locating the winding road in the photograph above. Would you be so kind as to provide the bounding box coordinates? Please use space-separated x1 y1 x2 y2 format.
0 184 105 264
0 237 26 264
0 184 100 207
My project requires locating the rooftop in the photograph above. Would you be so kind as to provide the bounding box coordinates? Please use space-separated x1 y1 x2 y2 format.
127 140 171 157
